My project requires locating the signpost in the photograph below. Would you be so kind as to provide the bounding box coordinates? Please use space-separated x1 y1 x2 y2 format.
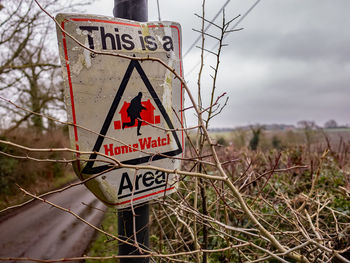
56 14 183 207
56 2 183 261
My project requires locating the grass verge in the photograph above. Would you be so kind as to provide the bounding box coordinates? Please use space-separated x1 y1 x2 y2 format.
85 207 119 262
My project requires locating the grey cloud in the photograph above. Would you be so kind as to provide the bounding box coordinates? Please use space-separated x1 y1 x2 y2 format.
223 0 350 64
86 0 350 127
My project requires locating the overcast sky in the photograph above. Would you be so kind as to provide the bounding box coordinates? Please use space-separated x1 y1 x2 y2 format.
83 0 350 128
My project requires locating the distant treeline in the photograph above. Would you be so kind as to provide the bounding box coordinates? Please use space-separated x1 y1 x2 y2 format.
209 121 349 132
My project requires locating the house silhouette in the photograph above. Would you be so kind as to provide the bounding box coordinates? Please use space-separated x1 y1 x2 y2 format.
114 99 160 130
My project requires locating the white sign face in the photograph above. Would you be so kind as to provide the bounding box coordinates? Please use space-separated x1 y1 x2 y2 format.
56 14 184 208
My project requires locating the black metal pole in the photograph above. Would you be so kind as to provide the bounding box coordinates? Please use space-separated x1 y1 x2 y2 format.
117 204 149 262
113 1 149 262
113 0 148 22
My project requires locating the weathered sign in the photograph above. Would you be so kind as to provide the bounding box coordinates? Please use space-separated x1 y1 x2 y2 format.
56 14 184 208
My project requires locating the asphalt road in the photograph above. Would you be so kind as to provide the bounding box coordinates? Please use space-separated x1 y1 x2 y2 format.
0 184 107 262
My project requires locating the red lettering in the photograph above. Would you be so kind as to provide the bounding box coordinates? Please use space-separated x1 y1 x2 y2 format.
161 138 167 146
114 146 121 155
106 135 170 156
121 145 129 154
104 144 114 156
139 137 152 150
151 139 157 148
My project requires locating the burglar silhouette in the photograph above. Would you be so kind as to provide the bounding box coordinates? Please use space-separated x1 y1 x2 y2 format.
122 92 147 136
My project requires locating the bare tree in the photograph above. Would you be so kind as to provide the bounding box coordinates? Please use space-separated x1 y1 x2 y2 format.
0 0 90 132
324 119 338 129
0 1 349 263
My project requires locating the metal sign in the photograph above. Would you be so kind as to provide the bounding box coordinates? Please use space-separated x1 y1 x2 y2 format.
56 14 184 208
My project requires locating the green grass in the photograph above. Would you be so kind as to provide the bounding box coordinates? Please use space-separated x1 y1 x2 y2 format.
52 172 76 189
85 208 119 262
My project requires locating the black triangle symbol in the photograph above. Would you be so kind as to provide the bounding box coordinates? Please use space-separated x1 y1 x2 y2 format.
82 59 183 175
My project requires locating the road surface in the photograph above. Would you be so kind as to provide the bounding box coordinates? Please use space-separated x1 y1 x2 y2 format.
0 184 107 262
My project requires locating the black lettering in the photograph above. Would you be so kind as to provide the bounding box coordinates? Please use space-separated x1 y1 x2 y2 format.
118 172 133 195
138 31 146 50
79 26 99 49
162 36 174 51
100 26 116 50
145 36 157 51
155 171 166 184
114 28 122 50
135 173 143 190
121 34 135 50
143 171 154 187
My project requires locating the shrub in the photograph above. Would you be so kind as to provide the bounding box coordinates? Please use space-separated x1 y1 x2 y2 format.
0 128 71 196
